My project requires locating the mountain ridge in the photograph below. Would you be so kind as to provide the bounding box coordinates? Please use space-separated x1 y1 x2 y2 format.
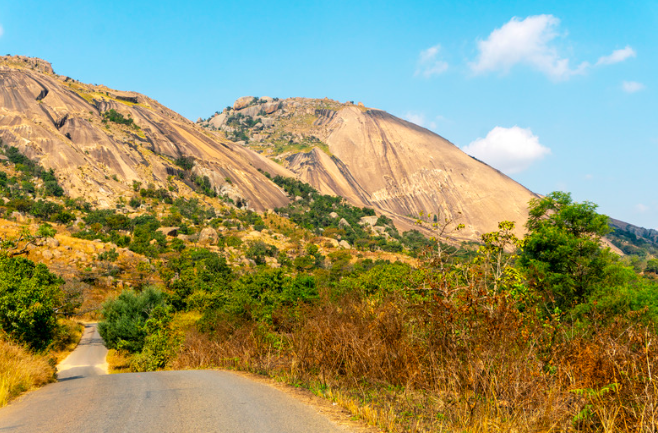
0 56 292 212
199 96 539 239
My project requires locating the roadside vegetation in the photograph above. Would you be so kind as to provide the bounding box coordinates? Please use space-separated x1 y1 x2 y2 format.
98 190 658 432
3 140 658 431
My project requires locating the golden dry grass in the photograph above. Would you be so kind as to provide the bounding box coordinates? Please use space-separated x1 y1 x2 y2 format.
173 288 658 433
50 319 84 364
0 339 55 407
106 349 131 374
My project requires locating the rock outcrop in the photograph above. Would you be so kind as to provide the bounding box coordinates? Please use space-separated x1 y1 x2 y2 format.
0 56 293 211
201 97 538 240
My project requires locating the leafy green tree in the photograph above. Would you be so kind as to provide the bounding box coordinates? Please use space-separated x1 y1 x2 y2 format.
0 256 63 350
520 191 612 310
245 240 278 265
98 287 167 353
645 258 658 274
130 304 178 372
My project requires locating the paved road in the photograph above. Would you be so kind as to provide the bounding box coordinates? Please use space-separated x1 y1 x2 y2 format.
0 324 349 433
57 322 108 380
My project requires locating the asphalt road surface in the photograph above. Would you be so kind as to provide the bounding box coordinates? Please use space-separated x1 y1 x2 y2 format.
57 322 108 380
0 324 350 433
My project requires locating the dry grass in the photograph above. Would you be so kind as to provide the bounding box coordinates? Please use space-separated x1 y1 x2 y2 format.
106 349 132 374
0 339 55 407
173 287 658 432
50 319 84 364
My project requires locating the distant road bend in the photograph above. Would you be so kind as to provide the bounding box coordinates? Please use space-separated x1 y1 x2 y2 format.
0 323 350 433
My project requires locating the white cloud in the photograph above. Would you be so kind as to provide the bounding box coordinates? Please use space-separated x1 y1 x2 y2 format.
462 126 551 174
622 81 645 93
636 203 649 213
470 15 589 80
596 46 636 66
403 112 426 127
415 44 448 78
0 25 3 38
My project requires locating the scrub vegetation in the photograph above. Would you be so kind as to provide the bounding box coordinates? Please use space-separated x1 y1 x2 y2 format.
2 143 658 431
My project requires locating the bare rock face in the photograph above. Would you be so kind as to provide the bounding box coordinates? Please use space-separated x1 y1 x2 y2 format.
360 216 378 227
198 227 218 244
233 96 255 110
205 97 538 240
312 107 537 238
262 102 280 114
0 57 293 211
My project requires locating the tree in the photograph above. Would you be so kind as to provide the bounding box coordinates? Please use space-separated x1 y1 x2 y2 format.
0 255 64 349
98 287 167 353
519 191 611 310
477 220 524 293
646 258 658 275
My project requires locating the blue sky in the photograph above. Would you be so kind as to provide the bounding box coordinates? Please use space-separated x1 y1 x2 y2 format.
1 1 656 228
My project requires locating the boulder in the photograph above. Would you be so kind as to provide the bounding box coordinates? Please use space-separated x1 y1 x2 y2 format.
233 96 255 110
10 211 27 222
338 218 351 228
324 238 340 248
239 105 263 118
263 102 280 114
329 212 339 219
260 118 275 128
157 226 179 237
338 240 351 249
208 112 227 128
360 216 378 227
260 96 274 103
199 227 218 244
45 237 60 248
41 250 53 260
264 256 280 268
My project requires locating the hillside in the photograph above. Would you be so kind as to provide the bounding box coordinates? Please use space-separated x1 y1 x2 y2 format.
199 97 539 240
0 56 291 211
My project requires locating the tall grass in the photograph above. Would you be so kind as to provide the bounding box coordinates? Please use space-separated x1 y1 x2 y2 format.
0 339 55 407
174 284 658 432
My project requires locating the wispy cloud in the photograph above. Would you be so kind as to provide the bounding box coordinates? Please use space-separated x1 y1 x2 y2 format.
0 25 4 38
622 81 645 93
403 112 426 127
470 15 635 81
462 126 551 174
415 44 448 78
636 203 649 213
470 15 588 80
596 46 636 66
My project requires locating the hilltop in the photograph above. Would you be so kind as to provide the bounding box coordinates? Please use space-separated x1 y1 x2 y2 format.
199 96 538 240
0 56 291 211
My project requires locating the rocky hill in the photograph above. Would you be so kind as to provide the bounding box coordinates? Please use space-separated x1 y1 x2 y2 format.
199 97 538 239
0 56 292 211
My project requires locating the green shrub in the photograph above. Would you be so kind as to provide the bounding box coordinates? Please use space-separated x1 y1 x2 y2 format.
102 109 139 129
0 256 64 350
129 305 177 372
98 287 167 353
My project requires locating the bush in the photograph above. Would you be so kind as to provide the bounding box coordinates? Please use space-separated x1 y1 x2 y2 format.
98 287 167 353
129 305 177 372
102 109 139 129
0 256 64 350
